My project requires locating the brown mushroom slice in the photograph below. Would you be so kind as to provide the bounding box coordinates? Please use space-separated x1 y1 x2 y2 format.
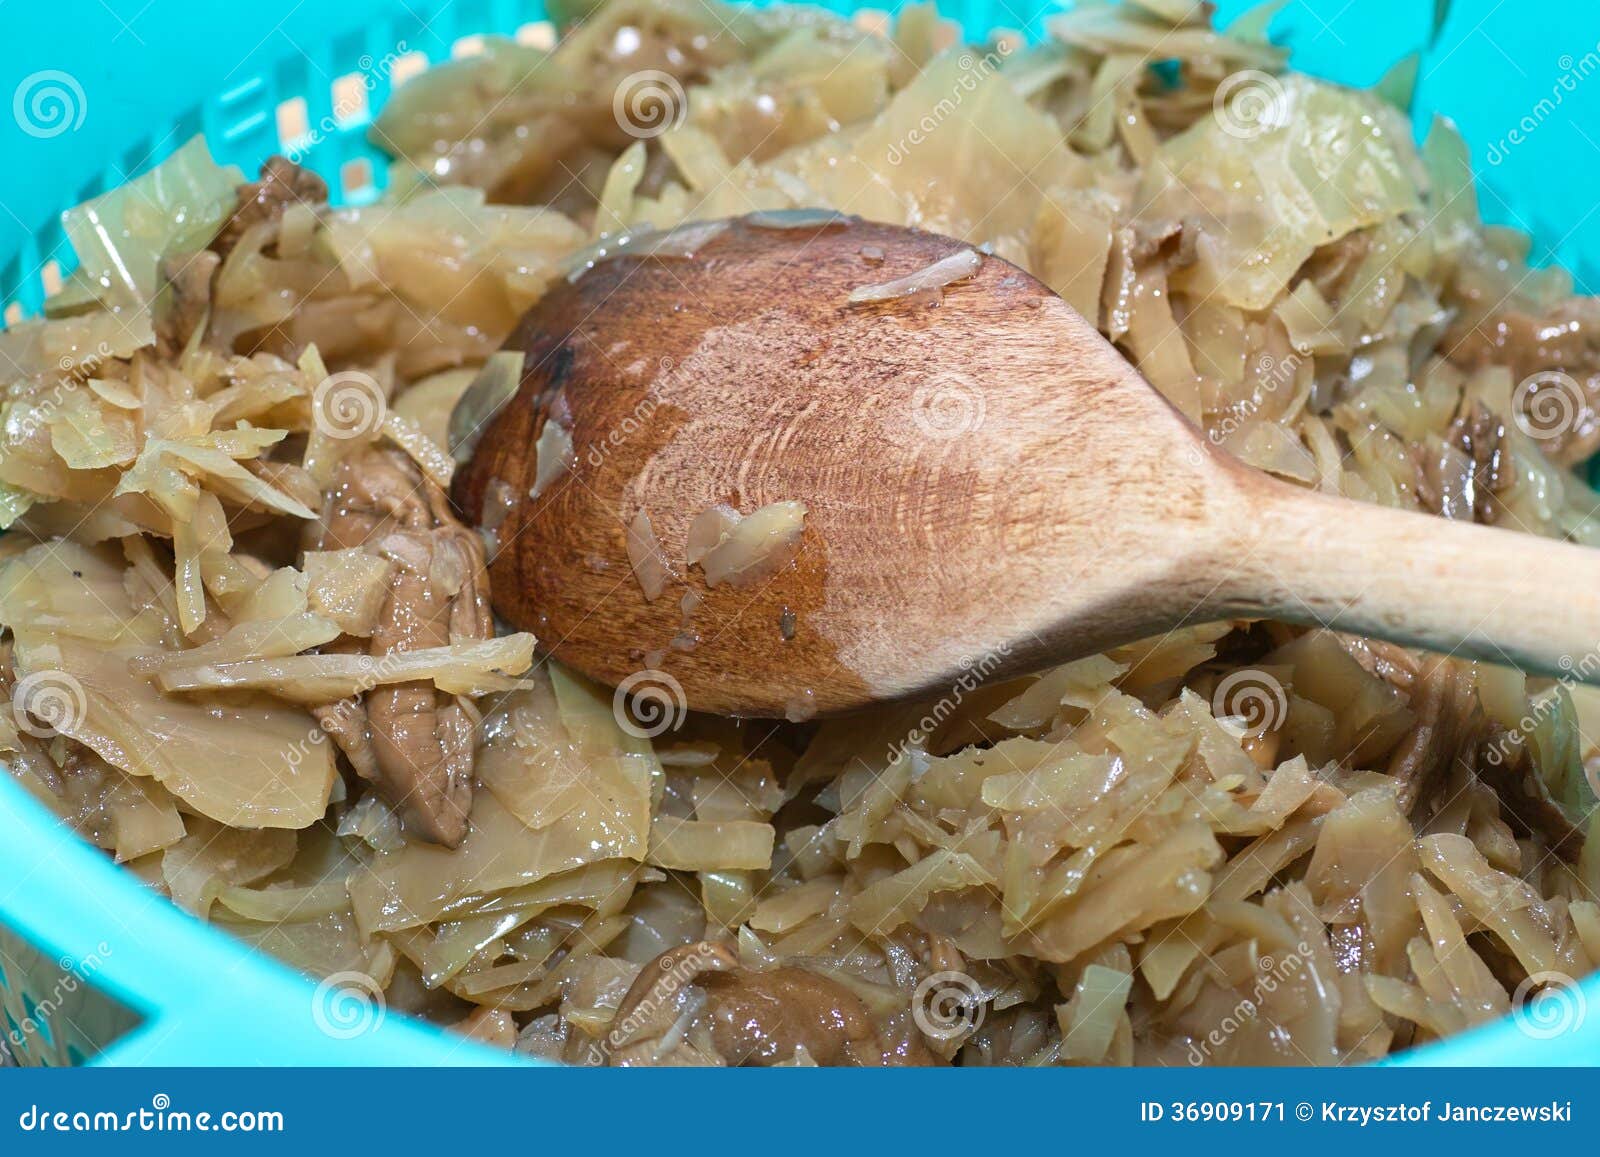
604 942 886 1066
1446 300 1600 467
311 447 492 846
213 155 329 259
1345 640 1586 859
1382 657 1477 816
312 697 382 785
604 942 735 1066
154 249 221 356
1477 740 1587 861
699 961 883 1066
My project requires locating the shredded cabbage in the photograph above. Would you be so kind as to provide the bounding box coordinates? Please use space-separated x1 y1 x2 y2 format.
58 136 244 312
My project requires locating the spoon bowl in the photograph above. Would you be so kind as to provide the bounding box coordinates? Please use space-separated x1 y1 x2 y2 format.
453 215 1600 717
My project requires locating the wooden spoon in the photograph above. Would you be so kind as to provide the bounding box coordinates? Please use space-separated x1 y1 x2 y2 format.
452 214 1600 718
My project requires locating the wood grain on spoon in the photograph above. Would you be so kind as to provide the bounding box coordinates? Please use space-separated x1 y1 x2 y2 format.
453 215 1600 718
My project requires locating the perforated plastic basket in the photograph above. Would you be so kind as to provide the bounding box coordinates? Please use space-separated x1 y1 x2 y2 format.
1 0 1598 1066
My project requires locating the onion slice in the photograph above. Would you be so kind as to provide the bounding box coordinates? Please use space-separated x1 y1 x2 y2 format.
693 500 808 588
626 510 675 601
529 420 575 499
847 249 982 304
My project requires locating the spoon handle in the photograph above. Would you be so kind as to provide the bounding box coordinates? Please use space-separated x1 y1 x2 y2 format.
1214 479 1600 682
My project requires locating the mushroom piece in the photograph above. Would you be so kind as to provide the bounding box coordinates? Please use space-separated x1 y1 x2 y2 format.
309 447 492 847
1446 299 1600 467
1476 738 1588 861
154 249 222 356
1379 655 1477 816
1421 401 1509 526
1340 637 1587 859
603 942 888 1066
213 155 329 259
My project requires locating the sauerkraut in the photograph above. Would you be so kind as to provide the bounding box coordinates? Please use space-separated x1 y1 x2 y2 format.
2 0 1598 1067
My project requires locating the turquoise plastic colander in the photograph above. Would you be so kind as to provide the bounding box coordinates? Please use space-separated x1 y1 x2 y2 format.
2 0 1599 1066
